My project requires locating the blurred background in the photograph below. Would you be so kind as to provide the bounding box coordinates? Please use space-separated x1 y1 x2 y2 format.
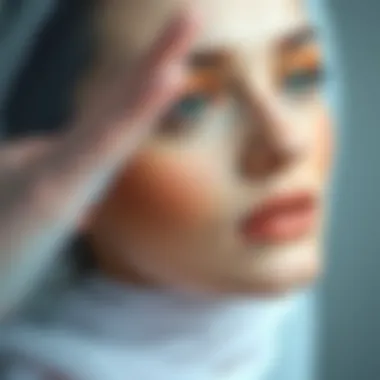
1 1 380 379
318 1 380 379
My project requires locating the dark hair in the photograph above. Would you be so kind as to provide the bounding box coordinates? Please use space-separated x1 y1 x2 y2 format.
4 0 96 139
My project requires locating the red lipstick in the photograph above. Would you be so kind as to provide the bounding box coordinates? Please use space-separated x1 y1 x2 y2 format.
242 192 317 243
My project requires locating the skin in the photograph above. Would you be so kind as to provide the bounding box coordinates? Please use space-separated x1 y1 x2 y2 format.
87 0 333 296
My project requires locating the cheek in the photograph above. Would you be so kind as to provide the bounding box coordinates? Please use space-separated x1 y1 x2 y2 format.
310 109 333 180
105 150 220 232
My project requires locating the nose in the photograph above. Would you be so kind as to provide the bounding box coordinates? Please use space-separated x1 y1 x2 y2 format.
237 79 307 179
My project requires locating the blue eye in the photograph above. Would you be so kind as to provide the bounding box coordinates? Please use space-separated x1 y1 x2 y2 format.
284 67 325 95
173 95 208 119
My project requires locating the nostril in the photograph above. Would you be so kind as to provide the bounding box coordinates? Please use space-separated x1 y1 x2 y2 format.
240 137 301 179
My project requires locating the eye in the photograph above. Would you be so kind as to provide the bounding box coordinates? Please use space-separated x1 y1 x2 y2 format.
172 95 209 120
283 66 325 96
159 94 211 134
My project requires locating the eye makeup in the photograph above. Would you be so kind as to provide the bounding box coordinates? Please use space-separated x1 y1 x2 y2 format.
158 67 230 133
276 44 325 97
158 36 325 136
281 44 321 71
182 68 227 98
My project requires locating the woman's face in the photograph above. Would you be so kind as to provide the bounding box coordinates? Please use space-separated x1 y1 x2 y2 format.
89 0 333 295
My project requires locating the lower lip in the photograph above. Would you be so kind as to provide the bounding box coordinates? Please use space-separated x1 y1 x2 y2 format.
242 206 316 243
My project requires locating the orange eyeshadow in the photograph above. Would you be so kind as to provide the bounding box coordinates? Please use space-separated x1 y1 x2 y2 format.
182 68 228 97
275 44 322 84
284 45 321 69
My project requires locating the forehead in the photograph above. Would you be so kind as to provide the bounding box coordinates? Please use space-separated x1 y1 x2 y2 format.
100 0 307 58
193 0 306 50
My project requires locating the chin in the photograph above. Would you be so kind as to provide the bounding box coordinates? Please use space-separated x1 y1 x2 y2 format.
180 259 321 298
209 241 323 297
248 252 322 296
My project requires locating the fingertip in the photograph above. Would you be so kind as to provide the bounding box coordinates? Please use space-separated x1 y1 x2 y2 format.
176 1 203 32
146 3 202 70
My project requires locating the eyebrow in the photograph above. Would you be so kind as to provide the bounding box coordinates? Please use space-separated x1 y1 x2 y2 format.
188 51 232 70
279 26 317 51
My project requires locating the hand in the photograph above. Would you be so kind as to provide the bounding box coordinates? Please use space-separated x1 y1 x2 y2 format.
0 6 200 316
69 6 200 161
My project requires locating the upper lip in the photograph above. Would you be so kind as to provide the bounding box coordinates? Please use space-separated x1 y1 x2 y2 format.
250 191 317 216
240 190 318 237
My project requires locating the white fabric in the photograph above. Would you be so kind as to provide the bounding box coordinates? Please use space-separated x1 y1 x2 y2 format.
0 274 297 380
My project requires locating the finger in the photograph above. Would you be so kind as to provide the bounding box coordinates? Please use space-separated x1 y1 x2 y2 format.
125 6 201 124
71 6 201 159
143 5 201 72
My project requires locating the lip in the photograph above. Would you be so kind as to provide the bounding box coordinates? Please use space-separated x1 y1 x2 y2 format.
241 191 318 244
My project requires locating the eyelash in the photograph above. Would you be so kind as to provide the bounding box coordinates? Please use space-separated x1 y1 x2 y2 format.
282 65 326 96
158 94 211 134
